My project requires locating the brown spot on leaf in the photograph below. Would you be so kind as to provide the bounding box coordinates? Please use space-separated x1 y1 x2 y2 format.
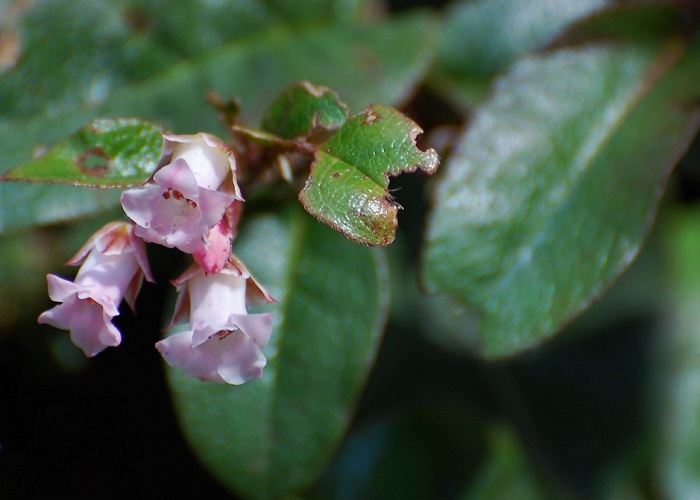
0 32 19 70
331 171 340 178
0 0 28 71
347 194 397 246
363 110 380 125
76 147 112 177
122 7 151 34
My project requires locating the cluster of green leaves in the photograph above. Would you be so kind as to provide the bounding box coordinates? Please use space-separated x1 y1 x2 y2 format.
4 83 438 245
3 0 700 498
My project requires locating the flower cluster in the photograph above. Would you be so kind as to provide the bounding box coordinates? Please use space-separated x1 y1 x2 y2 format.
39 134 275 384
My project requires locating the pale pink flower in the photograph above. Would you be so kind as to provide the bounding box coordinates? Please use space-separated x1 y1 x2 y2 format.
156 259 274 384
38 222 154 357
120 133 241 255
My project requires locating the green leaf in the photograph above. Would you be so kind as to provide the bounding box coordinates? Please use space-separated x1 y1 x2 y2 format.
0 10 436 233
260 0 369 24
461 427 544 500
261 81 349 139
437 0 609 77
501 297 661 497
1 0 372 116
423 39 700 358
309 406 488 499
657 208 700 497
1 118 163 187
554 3 690 46
104 13 437 130
300 104 439 246
0 0 139 120
433 0 609 108
130 0 373 59
0 185 122 234
165 207 389 499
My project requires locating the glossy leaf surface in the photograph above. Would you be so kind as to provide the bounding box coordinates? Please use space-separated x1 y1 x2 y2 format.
424 39 700 357
433 0 609 108
437 0 608 77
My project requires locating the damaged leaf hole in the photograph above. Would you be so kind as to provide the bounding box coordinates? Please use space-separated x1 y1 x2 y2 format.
77 147 112 177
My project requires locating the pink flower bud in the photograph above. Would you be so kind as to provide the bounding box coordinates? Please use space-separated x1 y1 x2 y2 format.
193 218 232 274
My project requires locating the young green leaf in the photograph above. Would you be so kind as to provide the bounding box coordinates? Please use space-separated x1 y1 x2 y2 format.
300 104 439 246
1 118 163 187
165 208 389 499
261 81 349 139
423 38 700 358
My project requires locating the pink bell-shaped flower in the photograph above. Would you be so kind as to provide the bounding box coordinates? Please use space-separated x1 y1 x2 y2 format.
120 133 241 255
156 258 274 384
38 222 154 357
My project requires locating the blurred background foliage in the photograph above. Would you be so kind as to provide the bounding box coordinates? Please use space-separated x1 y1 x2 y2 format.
1 0 700 498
